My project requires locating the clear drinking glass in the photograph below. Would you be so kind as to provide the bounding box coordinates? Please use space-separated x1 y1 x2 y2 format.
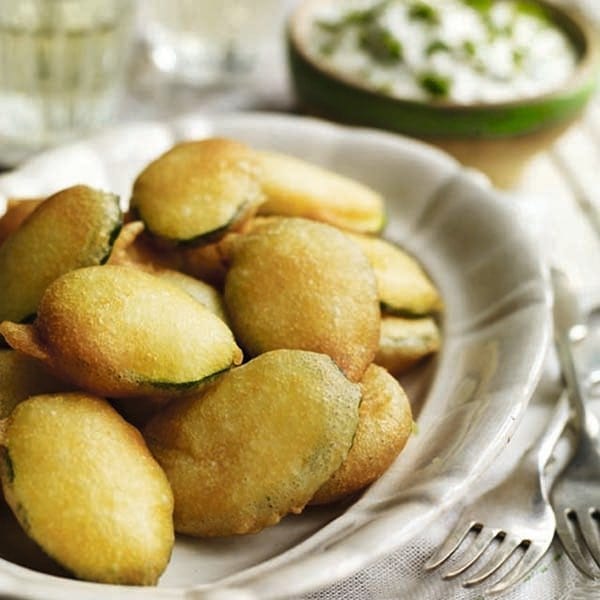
0 0 135 165
141 0 283 85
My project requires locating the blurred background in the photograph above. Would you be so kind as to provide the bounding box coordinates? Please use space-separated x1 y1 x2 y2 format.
0 0 598 173
0 0 290 166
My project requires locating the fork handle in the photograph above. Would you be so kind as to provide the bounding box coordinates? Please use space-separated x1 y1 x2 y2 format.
551 268 594 437
524 391 570 476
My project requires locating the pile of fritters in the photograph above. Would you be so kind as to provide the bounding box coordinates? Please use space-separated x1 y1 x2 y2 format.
0 138 441 585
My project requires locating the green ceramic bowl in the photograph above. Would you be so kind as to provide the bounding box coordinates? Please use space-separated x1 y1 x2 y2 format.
288 0 600 187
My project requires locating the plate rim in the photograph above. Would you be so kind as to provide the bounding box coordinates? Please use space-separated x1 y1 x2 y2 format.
0 111 551 600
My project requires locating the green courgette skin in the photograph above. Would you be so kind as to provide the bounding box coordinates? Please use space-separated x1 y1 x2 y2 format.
380 302 436 319
131 201 248 247
144 366 231 392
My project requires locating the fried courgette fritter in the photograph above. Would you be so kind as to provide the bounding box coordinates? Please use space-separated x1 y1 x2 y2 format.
144 349 361 537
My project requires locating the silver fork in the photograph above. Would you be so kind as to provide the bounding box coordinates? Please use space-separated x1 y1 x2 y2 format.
550 268 600 578
424 390 569 594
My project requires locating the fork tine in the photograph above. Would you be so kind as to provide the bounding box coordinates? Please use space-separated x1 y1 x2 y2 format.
555 507 600 578
486 541 548 595
442 527 498 579
576 510 600 568
462 535 521 586
424 518 477 570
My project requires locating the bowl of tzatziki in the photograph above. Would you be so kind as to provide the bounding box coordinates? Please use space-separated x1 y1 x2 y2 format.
288 0 600 186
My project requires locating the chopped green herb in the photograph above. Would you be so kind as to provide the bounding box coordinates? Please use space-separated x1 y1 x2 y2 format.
515 0 550 23
354 4 385 23
426 39 450 56
483 13 513 39
360 25 403 64
419 72 452 97
343 8 378 26
494 24 513 38
409 2 440 24
341 1 389 27
462 39 477 58
315 1 389 33
464 0 493 12
512 47 526 67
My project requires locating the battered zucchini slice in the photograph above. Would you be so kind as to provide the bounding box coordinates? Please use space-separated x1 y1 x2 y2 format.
0 393 174 585
0 198 43 246
348 234 442 317
311 364 413 505
0 185 122 324
256 150 386 233
131 138 265 245
153 269 228 323
223 217 380 382
0 265 243 398
144 349 361 537
0 349 70 419
375 316 441 375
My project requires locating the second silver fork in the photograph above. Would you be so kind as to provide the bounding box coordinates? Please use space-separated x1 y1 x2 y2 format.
550 268 600 578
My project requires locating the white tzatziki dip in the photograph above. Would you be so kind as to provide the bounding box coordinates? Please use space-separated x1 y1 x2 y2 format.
306 0 578 104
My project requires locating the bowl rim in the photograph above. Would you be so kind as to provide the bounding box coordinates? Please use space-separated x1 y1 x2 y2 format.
289 0 600 112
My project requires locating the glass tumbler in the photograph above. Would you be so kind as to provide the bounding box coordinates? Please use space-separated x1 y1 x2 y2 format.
141 0 283 86
0 0 135 165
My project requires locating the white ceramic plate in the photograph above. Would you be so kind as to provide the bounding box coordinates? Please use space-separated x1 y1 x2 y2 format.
0 113 550 600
